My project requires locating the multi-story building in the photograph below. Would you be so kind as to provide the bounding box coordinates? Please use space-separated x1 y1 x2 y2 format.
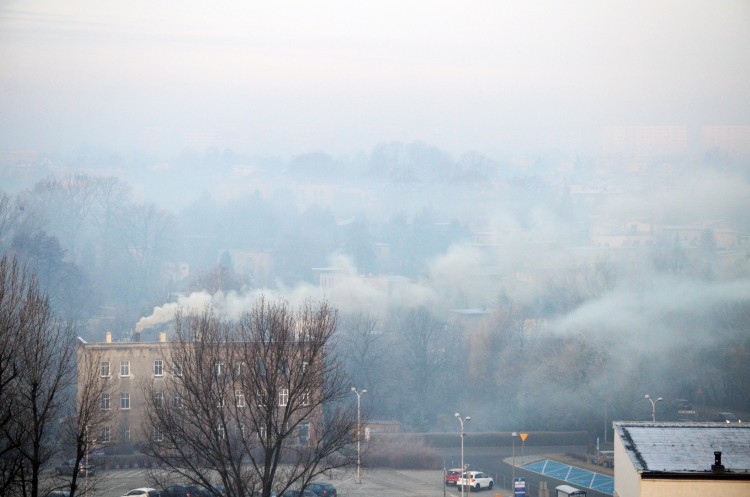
77 332 171 447
77 330 322 451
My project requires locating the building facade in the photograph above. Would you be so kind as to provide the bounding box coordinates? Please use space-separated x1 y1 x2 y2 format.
77 331 322 452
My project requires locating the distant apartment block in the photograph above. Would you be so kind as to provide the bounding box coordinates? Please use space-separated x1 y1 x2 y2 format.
701 125 750 156
221 249 273 287
314 268 410 309
601 126 688 158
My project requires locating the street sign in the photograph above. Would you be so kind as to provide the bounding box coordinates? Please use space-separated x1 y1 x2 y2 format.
513 477 526 497
519 433 528 442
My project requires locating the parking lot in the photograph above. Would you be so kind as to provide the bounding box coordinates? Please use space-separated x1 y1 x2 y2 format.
73 467 513 497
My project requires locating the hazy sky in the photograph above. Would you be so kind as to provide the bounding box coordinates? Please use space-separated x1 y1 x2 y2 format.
1 1 749 158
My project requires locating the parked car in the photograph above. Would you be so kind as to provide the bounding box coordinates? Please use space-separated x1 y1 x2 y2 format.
445 468 463 486
122 488 162 497
307 483 336 497
456 471 494 491
164 484 208 497
714 412 742 423
281 490 317 497
203 484 226 497
44 491 71 497
54 459 94 477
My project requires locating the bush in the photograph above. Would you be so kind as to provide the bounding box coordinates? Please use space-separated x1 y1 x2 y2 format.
418 431 590 448
364 434 442 469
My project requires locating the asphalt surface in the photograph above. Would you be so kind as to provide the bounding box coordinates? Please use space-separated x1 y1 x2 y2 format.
68 467 512 497
50 446 612 497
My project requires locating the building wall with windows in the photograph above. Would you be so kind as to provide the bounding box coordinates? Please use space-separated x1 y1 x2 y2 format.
77 332 171 447
77 331 322 451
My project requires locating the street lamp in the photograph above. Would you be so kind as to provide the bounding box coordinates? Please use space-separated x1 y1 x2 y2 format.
644 394 663 422
352 387 366 484
512 432 517 485
455 413 471 497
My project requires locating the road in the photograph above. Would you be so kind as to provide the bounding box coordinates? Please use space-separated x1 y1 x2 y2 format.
52 446 611 497
50 467 510 497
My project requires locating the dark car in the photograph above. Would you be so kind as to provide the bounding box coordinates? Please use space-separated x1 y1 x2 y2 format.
203 484 226 497
164 484 209 497
307 483 336 497
714 412 742 423
54 459 94 477
281 490 316 497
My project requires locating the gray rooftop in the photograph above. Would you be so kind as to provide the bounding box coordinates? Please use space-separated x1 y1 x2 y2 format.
615 422 750 474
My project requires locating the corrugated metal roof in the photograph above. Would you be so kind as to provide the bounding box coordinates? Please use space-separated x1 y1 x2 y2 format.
615 422 750 473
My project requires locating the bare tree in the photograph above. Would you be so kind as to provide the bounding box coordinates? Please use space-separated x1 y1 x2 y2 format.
0 256 25 495
391 306 456 431
142 297 357 497
0 255 76 497
338 312 389 418
51 345 116 497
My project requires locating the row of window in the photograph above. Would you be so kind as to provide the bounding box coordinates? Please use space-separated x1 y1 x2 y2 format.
100 359 307 378
101 389 308 410
96 422 309 444
100 360 169 378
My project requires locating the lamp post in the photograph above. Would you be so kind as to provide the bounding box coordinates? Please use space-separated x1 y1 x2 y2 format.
644 394 662 422
455 413 471 497
352 387 366 484
512 432 517 485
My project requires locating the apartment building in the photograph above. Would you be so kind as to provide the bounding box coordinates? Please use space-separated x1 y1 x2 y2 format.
77 330 321 451
77 332 171 447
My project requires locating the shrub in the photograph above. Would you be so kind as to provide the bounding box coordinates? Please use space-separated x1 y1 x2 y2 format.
364 434 442 469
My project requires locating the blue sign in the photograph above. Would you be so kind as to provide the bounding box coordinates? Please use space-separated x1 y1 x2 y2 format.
514 478 526 497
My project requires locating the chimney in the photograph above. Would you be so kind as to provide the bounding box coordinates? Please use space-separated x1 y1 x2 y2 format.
159 332 167 343
134 331 141 343
712 451 725 474
105 331 112 343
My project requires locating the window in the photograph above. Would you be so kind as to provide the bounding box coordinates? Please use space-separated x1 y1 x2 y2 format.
173 361 182 376
154 360 163 377
172 393 182 409
152 427 163 442
302 361 309 373
235 361 246 376
218 425 225 440
298 421 310 445
302 390 310 406
216 360 224 376
279 388 289 406
100 361 110 377
257 358 267 377
120 392 130 410
101 392 110 410
120 361 130 377
280 359 289 377
236 391 245 407
259 426 266 440
238 424 246 439
154 392 164 409
100 426 110 443
122 426 130 442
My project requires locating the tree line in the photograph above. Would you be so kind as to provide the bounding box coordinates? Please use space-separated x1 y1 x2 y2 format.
0 255 358 497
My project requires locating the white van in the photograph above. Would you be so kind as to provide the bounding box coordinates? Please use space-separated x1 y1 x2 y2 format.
555 484 586 497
